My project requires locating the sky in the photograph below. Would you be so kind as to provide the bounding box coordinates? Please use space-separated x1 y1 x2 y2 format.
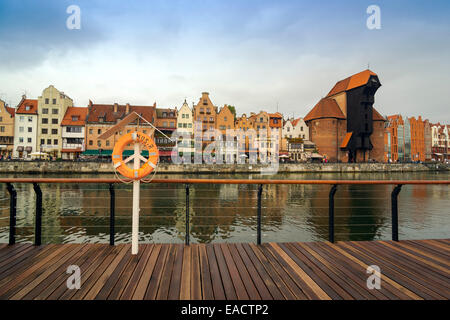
0 0 449 123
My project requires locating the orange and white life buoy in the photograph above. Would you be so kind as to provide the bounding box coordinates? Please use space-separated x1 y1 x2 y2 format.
112 131 159 180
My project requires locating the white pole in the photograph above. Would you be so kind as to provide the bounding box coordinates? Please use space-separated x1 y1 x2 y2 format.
132 141 140 255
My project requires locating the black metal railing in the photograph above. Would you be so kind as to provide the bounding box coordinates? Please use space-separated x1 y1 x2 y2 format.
0 178 448 246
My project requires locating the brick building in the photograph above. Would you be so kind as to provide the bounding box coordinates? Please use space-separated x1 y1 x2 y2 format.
304 70 385 162
0 99 15 157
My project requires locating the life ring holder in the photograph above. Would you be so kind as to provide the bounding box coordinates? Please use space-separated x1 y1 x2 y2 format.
112 131 159 183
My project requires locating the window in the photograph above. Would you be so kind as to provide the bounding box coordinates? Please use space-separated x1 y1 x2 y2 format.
52 99 56 104
106 140 110 146
0 117 2 122
19 127 24 133
42 118 48 124
42 128 48 134
178 123 182 128
27 138 32 143
52 109 58 114
40 139 44 145
203 99 207 105
52 119 58 124
45 98 49 104
43 108 48 114
47 139 51 145
188 123 192 128
25 106 30 111
53 139 58 145
185 113 189 119
97 140 101 147
52 129 58 135
287 127 290 132
72 116 79 121
163 121 167 127
210 117 213 121
183 123 187 128
19 116 24 122
182 114 185 119
170 122 174 128
89 129 93 134
89 140 93 146
98 129 101 135
224 117 227 122
300 126 303 131
28 116 32 122
19 137 23 143
28 127 32 133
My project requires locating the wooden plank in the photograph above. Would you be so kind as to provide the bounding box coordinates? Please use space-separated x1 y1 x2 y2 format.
325 242 422 300
130 244 161 300
11 244 89 300
168 244 184 300
179 245 191 300
219 243 250 300
258 244 308 299
292 242 368 299
240 243 286 300
226 243 261 300
108 244 152 300
198 244 214 300
34 244 107 300
394 241 450 267
406 240 450 258
190 245 202 300
213 244 238 300
156 244 177 300
307 242 387 300
269 243 331 300
234 243 274 300
347 241 448 299
144 244 170 300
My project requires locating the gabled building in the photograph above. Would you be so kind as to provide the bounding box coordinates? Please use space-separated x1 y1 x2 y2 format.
175 100 194 159
235 113 254 156
0 99 15 158
13 96 38 158
216 105 237 162
37 85 73 158
61 107 88 159
304 70 385 162
85 101 156 157
431 123 449 161
283 118 309 140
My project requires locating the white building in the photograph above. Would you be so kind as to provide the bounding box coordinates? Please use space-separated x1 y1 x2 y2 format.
283 118 309 140
175 100 195 157
61 107 88 159
13 97 38 158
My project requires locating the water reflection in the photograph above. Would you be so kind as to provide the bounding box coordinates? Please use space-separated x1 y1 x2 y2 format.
0 171 448 243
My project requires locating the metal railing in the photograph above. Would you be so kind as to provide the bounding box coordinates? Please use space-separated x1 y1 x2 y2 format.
0 178 449 246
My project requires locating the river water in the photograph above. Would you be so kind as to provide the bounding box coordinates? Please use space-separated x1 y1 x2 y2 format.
0 171 449 244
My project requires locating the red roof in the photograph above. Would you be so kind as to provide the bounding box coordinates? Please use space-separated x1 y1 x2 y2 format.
372 108 385 121
16 99 38 115
340 132 353 148
327 69 378 97
304 98 345 122
5 106 15 117
61 107 88 126
86 102 155 125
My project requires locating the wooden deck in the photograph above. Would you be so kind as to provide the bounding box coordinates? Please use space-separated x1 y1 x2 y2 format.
0 240 449 300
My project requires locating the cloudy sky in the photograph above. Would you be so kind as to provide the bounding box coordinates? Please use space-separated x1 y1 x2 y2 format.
0 0 449 123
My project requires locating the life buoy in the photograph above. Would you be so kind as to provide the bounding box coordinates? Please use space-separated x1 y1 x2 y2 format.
112 131 159 180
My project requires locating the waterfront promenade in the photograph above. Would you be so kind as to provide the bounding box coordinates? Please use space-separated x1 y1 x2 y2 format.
0 239 448 300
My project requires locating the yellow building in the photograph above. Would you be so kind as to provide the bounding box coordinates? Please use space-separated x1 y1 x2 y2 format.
37 85 73 158
0 99 16 157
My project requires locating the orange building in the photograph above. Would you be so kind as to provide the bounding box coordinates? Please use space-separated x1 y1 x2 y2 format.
84 101 155 157
216 105 237 162
193 92 218 155
235 113 254 155
269 112 283 154
384 115 431 162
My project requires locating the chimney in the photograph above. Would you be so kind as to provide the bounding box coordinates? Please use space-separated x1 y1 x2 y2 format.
113 103 118 113
22 94 26 100
126 103 130 114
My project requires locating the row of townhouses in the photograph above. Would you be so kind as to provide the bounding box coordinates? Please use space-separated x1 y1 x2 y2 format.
0 70 448 163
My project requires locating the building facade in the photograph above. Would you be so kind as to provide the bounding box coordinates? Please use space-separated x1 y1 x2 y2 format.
155 107 177 162
85 101 156 157
283 118 309 140
304 70 385 162
175 100 194 158
37 85 73 158
216 105 237 162
431 123 449 161
13 97 38 158
0 99 15 158
61 107 88 159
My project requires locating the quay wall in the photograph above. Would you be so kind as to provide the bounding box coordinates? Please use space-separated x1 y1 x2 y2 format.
0 161 448 174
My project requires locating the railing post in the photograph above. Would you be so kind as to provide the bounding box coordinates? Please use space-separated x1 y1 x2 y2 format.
109 183 115 246
329 184 338 243
391 184 402 242
33 183 42 246
6 183 16 245
185 184 190 246
257 184 263 245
